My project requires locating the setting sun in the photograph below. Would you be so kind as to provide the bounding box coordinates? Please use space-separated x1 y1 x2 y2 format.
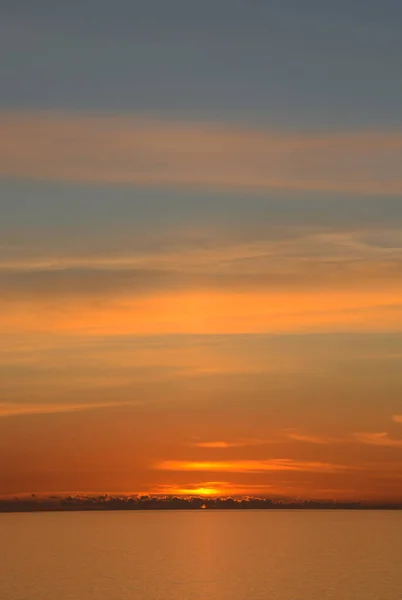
178 487 220 497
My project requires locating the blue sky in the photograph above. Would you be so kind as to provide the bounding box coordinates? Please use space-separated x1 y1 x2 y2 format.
2 0 402 126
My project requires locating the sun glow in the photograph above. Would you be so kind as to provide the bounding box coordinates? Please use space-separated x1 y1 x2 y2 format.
157 459 353 474
152 483 226 496
180 487 220 496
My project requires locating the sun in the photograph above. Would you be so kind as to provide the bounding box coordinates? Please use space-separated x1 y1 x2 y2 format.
194 487 219 496
179 486 219 496
153 482 225 497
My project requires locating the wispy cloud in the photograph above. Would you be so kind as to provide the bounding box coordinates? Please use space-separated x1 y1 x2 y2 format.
1 224 401 337
1 112 402 194
193 441 245 449
2 290 401 336
0 401 130 419
1 227 402 274
354 432 402 448
192 438 279 448
288 429 402 448
268 424 402 450
284 431 344 445
156 459 354 474
2 237 402 298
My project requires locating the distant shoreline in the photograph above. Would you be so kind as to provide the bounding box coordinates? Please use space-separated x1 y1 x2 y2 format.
2 495 402 513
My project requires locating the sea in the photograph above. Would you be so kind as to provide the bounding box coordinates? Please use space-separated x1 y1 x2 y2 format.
1 510 402 600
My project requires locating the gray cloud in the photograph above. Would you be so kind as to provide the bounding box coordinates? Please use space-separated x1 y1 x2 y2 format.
2 113 402 194
1 259 402 300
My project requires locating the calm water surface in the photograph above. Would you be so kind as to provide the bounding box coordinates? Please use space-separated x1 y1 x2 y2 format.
1 510 402 600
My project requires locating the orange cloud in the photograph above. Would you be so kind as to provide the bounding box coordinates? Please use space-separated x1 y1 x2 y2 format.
156 459 353 474
392 415 402 424
1 229 401 281
0 401 130 419
285 431 344 445
192 438 279 448
1 289 402 336
1 112 402 194
354 432 402 448
193 441 244 449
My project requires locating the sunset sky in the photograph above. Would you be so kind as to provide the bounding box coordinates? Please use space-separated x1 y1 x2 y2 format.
1 0 402 501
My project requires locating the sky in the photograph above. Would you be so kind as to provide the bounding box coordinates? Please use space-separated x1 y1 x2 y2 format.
1 0 402 501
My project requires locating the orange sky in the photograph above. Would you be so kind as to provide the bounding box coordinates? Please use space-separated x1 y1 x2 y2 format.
1 112 402 502
2 401 402 500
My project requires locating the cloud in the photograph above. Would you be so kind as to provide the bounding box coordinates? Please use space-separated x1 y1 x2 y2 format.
287 428 402 449
2 259 402 300
0 401 130 419
193 441 244 449
156 459 353 474
1 222 402 344
1 112 402 194
2 287 401 336
284 431 344 445
1 228 402 333
354 432 402 448
192 438 279 448
392 415 402 424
